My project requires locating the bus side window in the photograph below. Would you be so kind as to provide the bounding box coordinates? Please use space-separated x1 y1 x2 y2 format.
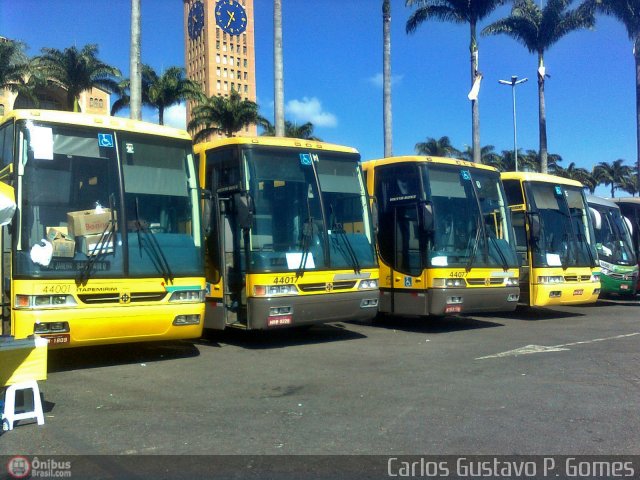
0 122 15 168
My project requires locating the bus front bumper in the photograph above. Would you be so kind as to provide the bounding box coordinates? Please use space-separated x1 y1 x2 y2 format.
247 290 379 330
428 286 520 315
531 283 600 306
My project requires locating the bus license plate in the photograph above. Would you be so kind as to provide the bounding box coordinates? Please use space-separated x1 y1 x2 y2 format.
43 334 70 345
573 289 584 296
445 305 462 313
267 315 292 327
621 284 629 290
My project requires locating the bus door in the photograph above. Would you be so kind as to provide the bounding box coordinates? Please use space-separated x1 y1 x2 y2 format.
376 164 426 315
206 147 247 329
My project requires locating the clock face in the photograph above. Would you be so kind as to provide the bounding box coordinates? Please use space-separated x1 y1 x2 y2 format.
215 0 248 36
188 1 205 40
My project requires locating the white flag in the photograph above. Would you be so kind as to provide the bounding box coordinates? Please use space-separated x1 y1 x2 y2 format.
468 74 483 101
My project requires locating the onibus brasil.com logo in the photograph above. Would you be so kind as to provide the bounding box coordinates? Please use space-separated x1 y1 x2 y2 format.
7 456 72 478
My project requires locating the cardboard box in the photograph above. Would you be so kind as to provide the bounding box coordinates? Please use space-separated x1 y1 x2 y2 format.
46 227 75 258
67 209 112 237
0 336 48 386
79 233 114 256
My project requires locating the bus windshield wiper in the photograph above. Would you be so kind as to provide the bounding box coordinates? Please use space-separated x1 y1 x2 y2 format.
330 223 360 274
76 196 116 286
466 216 483 272
296 217 314 279
134 197 174 283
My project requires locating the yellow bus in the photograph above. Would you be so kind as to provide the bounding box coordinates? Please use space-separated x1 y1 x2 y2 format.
501 172 600 306
0 110 205 347
362 156 520 316
194 137 379 330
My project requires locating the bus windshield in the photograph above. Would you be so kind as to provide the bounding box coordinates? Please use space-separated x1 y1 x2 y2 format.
245 147 376 273
15 120 203 280
526 182 596 269
426 165 519 270
591 203 636 266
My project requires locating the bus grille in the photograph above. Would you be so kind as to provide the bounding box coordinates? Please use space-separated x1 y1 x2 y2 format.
563 275 592 282
466 278 505 286
298 281 357 293
609 272 637 280
77 292 168 304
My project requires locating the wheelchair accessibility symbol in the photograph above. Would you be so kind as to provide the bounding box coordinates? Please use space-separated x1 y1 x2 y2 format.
98 133 114 148
404 276 412 287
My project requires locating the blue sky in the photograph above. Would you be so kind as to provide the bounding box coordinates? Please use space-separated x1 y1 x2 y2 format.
1 0 636 193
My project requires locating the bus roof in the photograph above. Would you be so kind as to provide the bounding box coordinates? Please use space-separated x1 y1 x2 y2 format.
586 194 619 209
1 109 192 141
361 155 499 173
193 136 359 155
500 171 584 188
611 197 640 205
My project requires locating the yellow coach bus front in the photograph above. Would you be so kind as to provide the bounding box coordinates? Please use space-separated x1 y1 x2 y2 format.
195 137 378 330
362 156 520 317
0 110 205 347
501 172 600 306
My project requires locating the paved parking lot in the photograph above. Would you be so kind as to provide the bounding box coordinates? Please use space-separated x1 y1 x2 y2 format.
1 298 639 459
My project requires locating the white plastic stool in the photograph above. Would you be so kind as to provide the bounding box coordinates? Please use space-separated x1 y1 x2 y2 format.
2 380 45 431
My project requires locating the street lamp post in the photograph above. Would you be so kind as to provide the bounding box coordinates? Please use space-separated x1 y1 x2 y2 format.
499 75 528 171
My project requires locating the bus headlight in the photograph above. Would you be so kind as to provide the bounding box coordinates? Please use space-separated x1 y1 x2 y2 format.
433 278 466 288
34 321 70 333
253 285 299 296
537 276 563 284
15 295 77 309
168 290 205 303
505 277 519 286
590 274 599 283
358 279 378 290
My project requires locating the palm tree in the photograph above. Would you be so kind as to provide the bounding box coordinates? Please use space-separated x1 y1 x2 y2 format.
459 144 501 165
593 0 640 191
274 0 285 136
618 169 639 197
406 0 505 164
0 40 31 95
147 67 203 125
188 89 260 142
130 0 142 120
110 65 202 125
593 159 632 197
383 0 393 157
483 0 595 173
260 119 322 141
415 135 460 157
35 44 121 112
554 161 597 191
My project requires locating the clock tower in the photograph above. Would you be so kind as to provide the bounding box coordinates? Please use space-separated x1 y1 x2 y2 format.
183 0 257 136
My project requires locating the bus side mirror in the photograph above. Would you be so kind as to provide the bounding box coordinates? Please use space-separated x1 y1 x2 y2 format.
201 190 213 234
370 197 379 234
0 182 16 226
234 192 254 230
420 202 434 232
528 211 541 238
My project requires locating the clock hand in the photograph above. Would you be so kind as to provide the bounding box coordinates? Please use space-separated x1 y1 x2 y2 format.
225 10 235 28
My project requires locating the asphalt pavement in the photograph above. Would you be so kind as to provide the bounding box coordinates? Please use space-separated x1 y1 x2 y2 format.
1 298 639 460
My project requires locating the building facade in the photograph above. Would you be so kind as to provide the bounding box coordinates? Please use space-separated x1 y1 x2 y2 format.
183 0 257 137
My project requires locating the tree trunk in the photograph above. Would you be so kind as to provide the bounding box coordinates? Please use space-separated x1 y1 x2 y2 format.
130 0 142 120
635 36 640 191
274 0 285 137
470 21 480 164
538 52 548 174
159 106 164 126
383 0 393 158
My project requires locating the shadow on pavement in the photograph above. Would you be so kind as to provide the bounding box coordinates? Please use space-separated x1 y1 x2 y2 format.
576 298 640 308
362 313 504 333
48 340 201 373
480 305 584 321
199 322 366 350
